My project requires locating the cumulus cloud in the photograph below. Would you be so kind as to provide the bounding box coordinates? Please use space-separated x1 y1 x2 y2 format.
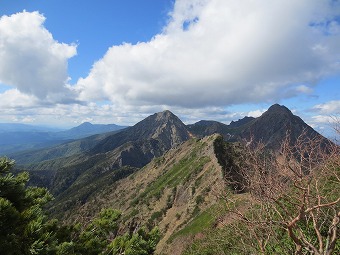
75 0 340 109
0 89 38 108
305 100 340 137
0 11 77 102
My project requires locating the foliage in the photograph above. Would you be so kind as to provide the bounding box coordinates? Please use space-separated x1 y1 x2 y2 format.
0 157 58 255
108 227 160 255
0 157 160 255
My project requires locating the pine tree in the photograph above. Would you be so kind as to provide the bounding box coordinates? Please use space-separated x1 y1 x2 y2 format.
0 157 58 255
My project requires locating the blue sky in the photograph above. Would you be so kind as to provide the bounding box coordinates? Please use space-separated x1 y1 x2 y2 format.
0 0 173 82
0 0 339 137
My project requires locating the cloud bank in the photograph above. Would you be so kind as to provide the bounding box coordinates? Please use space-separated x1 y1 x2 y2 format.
76 0 340 108
0 11 77 102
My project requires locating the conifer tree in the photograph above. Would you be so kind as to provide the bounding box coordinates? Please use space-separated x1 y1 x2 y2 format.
0 157 56 255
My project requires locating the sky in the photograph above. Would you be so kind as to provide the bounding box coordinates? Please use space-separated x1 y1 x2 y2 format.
0 0 339 137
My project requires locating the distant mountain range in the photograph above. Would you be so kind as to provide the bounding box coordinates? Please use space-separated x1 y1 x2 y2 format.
9 103 330 253
12 104 324 210
0 122 127 155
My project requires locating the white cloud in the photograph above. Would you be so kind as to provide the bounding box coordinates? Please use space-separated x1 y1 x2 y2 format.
247 110 265 118
311 115 337 124
0 89 38 108
75 0 340 110
306 101 340 137
0 11 77 102
313 100 340 114
295 85 314 95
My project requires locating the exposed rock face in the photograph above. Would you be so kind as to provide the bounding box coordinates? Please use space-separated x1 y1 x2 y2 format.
91 110 190 154
103 110 191 168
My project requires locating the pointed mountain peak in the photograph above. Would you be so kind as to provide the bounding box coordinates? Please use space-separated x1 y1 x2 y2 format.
135 110 185 129
156 110 174 117
155 110 176 120
140 110 181 126
239 104 322 149
91 110 190 155
265 104 293 115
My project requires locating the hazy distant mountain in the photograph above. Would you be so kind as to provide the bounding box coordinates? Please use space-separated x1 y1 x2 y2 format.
56 122 127 139
11 131 120 165
0 124 62 155
0 123 62 133
0 122 126 155
0 132 60 155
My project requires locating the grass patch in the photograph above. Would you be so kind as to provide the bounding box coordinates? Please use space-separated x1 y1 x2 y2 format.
168 208 214 243
134 141 211 205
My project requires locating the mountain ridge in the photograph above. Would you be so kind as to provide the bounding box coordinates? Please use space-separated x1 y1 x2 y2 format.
9 104 333 254
11 105 328 229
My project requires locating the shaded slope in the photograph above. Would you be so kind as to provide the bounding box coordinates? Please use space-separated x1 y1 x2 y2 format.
91 110 190 153
21 110 191 208
187 117 255 141
187 120 232 139
187 104 326 150
237 104 324 149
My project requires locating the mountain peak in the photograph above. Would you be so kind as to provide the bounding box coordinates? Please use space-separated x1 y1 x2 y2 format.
155 110 175 120
266 104 292 115
92 110 190 154
141 110 184 127
239 104 320 149
79 122 93 127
